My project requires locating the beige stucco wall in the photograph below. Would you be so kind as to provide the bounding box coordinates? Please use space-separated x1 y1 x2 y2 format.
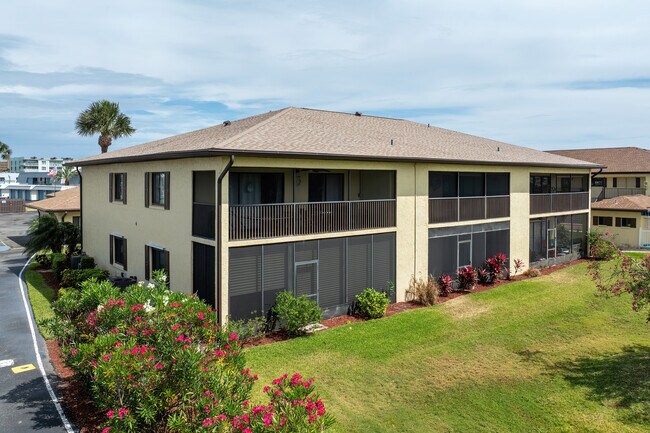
592 209 644 249
82 155 591 322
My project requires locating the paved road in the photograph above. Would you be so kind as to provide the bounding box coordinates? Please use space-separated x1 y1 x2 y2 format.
0 212 72 432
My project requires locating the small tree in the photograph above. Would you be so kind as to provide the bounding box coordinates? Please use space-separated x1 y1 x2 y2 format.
589 254 650 321
55 166 76 185
25 213 80 255
0 140 11 162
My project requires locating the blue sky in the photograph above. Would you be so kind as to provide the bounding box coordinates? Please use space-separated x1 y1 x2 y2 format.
1 0 649 159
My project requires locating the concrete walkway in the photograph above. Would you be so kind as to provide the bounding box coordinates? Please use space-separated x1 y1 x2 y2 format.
0 212 73 433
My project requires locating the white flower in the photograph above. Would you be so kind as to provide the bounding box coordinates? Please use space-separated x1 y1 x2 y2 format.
137 281 145 287
97 305 104 312
144 300 155 313
147 283 155 289
162 275 167 282
162 295 169 306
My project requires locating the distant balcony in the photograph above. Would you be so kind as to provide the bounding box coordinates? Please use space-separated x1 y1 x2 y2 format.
229 199 396 241
429 196 510 224
593 187 646 202
530 192 589 214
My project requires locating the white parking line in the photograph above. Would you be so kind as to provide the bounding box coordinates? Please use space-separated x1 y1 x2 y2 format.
0 359 14 368
18 256 75 433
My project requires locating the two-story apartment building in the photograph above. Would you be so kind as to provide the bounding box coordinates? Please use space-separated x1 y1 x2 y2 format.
71 108 597 323
549 147 650 249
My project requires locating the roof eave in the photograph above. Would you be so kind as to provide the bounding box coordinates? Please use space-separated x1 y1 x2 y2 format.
68 149 601 169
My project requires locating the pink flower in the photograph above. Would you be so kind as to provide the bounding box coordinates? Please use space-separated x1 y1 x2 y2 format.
101 428 111 433
202 417 213 426
106 409 115 419
118 407 129 420
197 311 205 320
171 324 180 330
154 363 163 370
229 333 238 341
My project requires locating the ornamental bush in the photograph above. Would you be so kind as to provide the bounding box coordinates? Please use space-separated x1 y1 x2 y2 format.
456 266 477 291
437 274 453 297
50 252 70 281
355 288 390 319
485 253 508 280
43 273 333 433
79 255 96 269
272 291 322 336
587 230 619 260
407 274 438 305
60 268 110 289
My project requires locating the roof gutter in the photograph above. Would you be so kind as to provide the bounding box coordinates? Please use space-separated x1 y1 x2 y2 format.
68 149 603 170
590 167 603 178
216 155 235 325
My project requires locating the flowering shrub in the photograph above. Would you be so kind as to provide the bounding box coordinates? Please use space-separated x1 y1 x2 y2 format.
43 272 334 432
589 253 650 321
407 274 438 305
587 230 619 260
272 291 322 336
436 274 453 297
355 288 390 319
456 266 477 291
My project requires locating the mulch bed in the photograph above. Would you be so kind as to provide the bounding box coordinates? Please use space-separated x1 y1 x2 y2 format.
42 258 588 432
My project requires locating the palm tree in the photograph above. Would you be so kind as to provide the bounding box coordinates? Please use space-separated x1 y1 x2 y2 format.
25 213 80 255
0 140 11 162
75 100 135 153
55 166 76 186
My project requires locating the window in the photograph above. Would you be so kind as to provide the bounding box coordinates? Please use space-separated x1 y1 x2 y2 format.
72 216 80 227
636 177 642 188
616 217 636 228
110 235 127 270
486 173 509 196
145 172 170 209
145 245 169 282
613 178 617 187
591 177 606 187
193 171 216 239
592 216 613 226
459 173 484 197
308 173 343 202
109 173 127 203
429 172 458 198
229 172 284 205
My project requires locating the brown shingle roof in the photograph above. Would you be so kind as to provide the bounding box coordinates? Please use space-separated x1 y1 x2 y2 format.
71 107 599 168
28 187 80 212
592 194 650 211
547 147 650 173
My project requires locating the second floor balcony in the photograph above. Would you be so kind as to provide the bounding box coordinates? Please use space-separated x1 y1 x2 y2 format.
592 187 646 201
229 199 396 241
429 195 510 223
530 191 589 214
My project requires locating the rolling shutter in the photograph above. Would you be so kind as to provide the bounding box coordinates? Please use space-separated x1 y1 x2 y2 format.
144 172 150 208
347 236 372 302
318 238 346 308
164 172 171 210
372 233 395 296
122 173 127 204
109 173 114 203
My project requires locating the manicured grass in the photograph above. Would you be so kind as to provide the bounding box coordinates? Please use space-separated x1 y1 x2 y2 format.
24 261 55 339
246 263 650 433
623 252 650 260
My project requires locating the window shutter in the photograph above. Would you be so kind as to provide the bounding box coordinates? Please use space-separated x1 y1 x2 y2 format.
592 216 597 226
122 173 127 204
145 245 150 280
123 237 128 271
144 172 150 208
164 249 170 287
109 235 114 264
615 217 621 227
164 172 171 210
109 173 114 203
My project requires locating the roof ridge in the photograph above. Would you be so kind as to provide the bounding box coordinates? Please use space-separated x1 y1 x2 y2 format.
548 146 648 152
208 107 293 151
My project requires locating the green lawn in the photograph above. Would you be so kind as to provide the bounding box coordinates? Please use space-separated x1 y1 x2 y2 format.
623 252 650 261
24 262 56 339
245 263 650 433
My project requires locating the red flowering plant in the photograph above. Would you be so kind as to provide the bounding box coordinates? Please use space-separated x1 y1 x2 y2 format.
44 270 334 433
456 266 477 291
436 274 453 296
588 253 650 322
513 258 524 277
485 253 508 280
587 230 619 260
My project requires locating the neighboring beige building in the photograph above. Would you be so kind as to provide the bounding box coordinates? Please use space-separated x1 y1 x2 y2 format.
591 195 650 249
549 147 650 250
27 187 80 225
549 147 650 201
71 108 597 322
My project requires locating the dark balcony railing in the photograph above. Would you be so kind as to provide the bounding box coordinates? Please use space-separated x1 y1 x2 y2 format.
593 187 646 202
530 191 589 214
429 195 510 224
229 199 396 241
192 202 216 239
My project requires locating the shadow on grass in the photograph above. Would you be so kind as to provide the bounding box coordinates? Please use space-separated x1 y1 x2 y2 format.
554 345 650 423
25 266 55 302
